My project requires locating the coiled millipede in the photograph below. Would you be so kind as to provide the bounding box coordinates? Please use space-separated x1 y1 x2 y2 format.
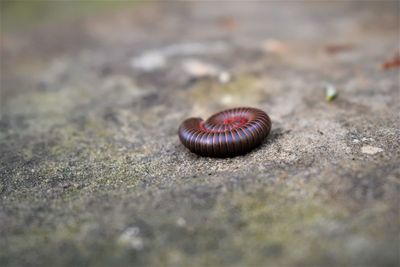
178 107 271 157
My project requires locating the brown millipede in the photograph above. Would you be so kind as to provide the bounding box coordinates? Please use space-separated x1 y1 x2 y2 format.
178 107 271 157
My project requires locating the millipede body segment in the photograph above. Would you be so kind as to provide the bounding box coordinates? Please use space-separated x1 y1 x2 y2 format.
178 107 271 157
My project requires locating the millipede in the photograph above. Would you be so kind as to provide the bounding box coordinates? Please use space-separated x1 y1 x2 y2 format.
178 107 271 157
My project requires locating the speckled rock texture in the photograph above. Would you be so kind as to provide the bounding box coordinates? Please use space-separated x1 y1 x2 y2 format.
1 1 399 266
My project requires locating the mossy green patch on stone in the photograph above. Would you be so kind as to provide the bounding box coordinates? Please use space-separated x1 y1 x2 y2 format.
1 0 143 32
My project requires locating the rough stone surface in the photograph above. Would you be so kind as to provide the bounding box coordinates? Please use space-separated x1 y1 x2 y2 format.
1 1 399 266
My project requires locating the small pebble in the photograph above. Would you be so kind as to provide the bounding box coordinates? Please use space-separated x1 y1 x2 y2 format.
262 39 288 54
182 59 231 83
361 145 383 155
176 217 186 227
182 59 219 78
117 227 144 250
130 52 166 72
218 71 231 84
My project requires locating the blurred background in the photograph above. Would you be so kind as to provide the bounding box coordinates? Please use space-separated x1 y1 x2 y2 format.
1 1 399 267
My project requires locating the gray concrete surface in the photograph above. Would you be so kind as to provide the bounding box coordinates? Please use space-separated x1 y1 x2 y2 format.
1 1 399 266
